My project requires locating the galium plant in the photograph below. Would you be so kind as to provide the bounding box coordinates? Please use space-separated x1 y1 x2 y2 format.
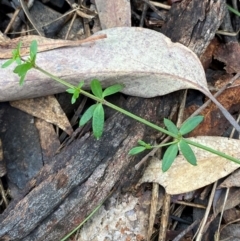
2 40 240 171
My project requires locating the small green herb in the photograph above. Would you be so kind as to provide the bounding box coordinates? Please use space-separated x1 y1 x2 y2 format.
4 40 240 173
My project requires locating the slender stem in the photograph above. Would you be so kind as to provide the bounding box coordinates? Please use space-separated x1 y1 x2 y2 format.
153 141 178 148
185 138 240 165
35 65 179 139
34 64 240 165
35 66 76 89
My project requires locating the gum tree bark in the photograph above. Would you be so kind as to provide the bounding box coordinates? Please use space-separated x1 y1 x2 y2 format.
0 94 181 241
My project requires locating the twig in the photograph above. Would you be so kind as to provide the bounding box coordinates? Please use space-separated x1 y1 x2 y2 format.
150 1 171 10
158 193 171 241
19 0 45 36
147 183 159 241
215 188 229 241
172 219 200 241
140 3 148 27
195 182 217 241
141 0 166 20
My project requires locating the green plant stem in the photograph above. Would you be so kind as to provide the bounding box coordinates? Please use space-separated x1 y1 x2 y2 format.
35 65 178 139
35 65 240 165
153 141 178 148
185 138 240 165
35 66 76 89
60 201 103 241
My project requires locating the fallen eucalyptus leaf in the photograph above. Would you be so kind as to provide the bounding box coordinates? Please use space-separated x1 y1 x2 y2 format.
95 0 131 29
0 34 107 59
10 96 73 135
139 136 240 195
1 27 239 131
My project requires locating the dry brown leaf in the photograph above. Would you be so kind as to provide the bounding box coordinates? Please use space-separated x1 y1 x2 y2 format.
95 0 131 29
200 38 219 70
214 42 240 74
0 27 215 100
35 118 61 164
188 86 240 136
214 188 240 216
139 136 240 195
220 223 240 240
0 34 107 58
218 168 240 188
1 27 239 131
10 96 73 136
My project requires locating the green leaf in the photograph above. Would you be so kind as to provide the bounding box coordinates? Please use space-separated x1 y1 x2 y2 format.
19 74 27 86
90 79 103 98
164 118 179 135
179 116 204 135
162 143 178 172
102 84 124 98
15 57 22 65
71 96 76 104
138 140 148 146
137 140 152 149
30 40 37 62
11 42 22 62
14 62 32 76
92 103 104 139
13 62 32 85
30 40 37 56
79 104 97 126
179 140 197 166
128 146 146 155
66 88 76 94
73 90 79 100
77 81 84 89
1 59 15 68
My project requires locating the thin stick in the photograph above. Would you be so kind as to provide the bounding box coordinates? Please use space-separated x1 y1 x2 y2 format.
158 193 171 241
147 183 159 241
195 182 217 241
142 0 166 20
19 0 45 36
172 219 200 241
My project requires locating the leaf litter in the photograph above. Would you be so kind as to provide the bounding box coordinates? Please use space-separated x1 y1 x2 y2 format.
139 136 240 195
1 27 239 132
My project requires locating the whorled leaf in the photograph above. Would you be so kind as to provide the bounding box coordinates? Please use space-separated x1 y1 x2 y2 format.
80 104 98 126
164 118 179 135
179 116 204 135
162 143 178 172
102 84 124 98
90 79 103 98
128 146 146 155
179 139 197 166
92 103 104 139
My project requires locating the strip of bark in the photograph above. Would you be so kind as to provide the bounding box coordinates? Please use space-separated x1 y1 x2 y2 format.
0 94 181 241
